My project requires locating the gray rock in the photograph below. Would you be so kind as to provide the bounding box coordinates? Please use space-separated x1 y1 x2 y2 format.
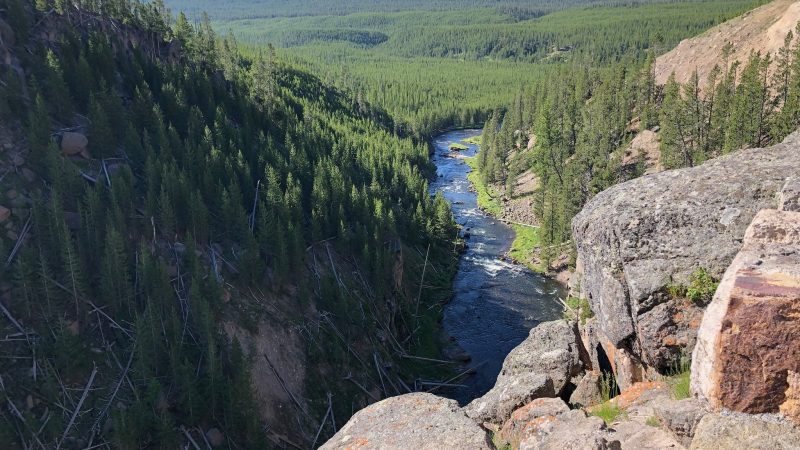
465 373 555 425
611 420 685 450
636 301 702 371
205 428 224 447
498 398 571 448
465 320 583 424
500 320 584 395
60 132 88 157
572 131 800 373
570 371 603 408
689 413 800 450
779 176 800 211
520 410 621 450
652 398 707 447
320 393 491 450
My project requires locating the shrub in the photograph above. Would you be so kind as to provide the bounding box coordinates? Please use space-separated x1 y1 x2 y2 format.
564 296 594 324
686 267 718 305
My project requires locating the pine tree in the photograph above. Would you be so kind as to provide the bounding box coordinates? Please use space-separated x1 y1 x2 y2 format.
88 94 116 158
660 74 690 168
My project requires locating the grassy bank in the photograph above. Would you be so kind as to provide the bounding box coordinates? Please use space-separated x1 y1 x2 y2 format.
462 135 482 145
465 156 544 273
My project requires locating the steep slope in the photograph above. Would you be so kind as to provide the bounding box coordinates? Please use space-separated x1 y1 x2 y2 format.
0 1 459 448
655 0 800 88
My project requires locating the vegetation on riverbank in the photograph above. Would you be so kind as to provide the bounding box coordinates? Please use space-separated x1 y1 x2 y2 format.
463 134 482 145
466 156 544 272
466 155 502 216
508 225 544 273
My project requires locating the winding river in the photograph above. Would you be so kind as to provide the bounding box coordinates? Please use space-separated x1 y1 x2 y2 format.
430 129 565 404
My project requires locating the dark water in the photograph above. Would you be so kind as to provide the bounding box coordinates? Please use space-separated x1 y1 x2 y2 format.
430 129 564 404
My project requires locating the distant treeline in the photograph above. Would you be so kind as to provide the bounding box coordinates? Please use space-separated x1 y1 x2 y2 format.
164 0 684 21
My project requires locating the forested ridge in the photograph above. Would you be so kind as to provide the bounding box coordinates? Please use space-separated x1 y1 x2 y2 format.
0 0 460 448
479 22 800 268
164 0 693 21
179 0 767 139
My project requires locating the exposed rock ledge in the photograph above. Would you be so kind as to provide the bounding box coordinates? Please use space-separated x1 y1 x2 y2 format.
572 131 800 383
320 393 492 450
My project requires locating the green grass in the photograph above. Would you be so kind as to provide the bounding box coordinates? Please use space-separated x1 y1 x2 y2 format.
466 156 546 273
666 357 692 400
462 134 482 145
509 224 544 273
590 401 624 425
589 371 624 425
449 142 469 151
465 156 502 216
646 416 660 427
665 267 719 305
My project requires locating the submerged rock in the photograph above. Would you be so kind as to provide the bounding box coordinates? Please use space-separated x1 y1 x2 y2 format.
320 393 491 450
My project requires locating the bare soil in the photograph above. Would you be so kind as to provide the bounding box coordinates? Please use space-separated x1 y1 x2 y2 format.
655 0 800 89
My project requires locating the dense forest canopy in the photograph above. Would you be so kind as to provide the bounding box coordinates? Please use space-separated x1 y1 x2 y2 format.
0 0 459 447
162 0 767 139
478 23 800 267
164 0 695 20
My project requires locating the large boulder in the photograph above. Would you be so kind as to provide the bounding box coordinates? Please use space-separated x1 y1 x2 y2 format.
464 373 554 426
319 393 491 449
497 397 571 449
570 371 603 408
572 131 800 375
691 208 800 423
519 410 621 450
465 320 583 424
651 398 707 447
60 132 89 157
689 413 800 450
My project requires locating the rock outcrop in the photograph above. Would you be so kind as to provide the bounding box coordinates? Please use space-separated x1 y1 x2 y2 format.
691 207 800 423
320 393 492 450
780 176 800 211
517 409 621 450
572 131 800 381
689 413 800 450
569 371 603 408
497 397 571 449
465 320 583 425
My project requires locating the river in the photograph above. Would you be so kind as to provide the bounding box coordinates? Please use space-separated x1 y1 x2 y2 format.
430 129 565 404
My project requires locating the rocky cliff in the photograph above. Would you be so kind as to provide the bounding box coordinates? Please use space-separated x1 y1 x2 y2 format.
571 131 800 387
